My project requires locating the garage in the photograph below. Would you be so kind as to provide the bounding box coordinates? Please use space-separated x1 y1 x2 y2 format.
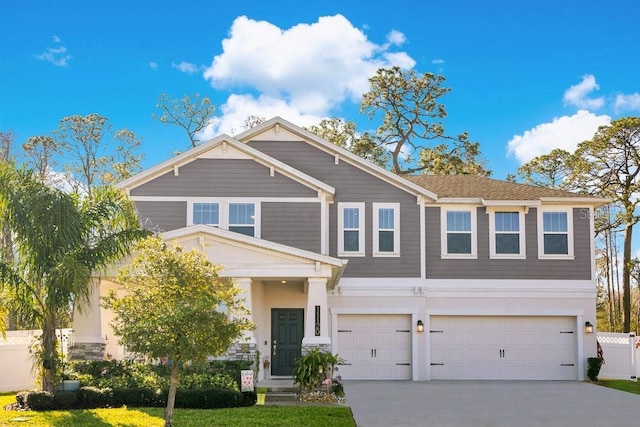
337 314 412 380
430 316 578 380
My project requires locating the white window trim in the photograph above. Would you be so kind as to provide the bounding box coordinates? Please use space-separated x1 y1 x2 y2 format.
338 202 365 257
537 207 574 260
440 206 477 259
373 203 400 257
487 207 526 259
187 200 261 238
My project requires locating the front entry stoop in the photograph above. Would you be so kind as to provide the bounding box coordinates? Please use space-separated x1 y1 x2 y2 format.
259 378 298 404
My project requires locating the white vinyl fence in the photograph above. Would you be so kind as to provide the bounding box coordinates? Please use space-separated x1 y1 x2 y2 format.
597 332 639 382
0 329 72 392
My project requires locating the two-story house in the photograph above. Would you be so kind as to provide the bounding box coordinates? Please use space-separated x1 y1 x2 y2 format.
73 117 606 381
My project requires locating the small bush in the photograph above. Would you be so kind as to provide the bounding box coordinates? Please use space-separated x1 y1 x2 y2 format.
111 387 162 408
241 391 257 407
78 386 112 408
173 387 244 409
587 357 604 382
52 391 77 409
20 390 54 411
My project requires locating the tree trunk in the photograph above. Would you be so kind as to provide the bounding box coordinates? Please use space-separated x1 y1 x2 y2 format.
41 314 57 393
164 363 180 427
623 222 633 333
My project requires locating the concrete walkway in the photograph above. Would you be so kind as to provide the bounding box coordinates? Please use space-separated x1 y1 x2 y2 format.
344 381 640 427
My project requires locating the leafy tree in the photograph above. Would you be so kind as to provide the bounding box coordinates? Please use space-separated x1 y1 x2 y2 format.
103 236 253 427
22 135 64 184
55 113 144 198
306 117 389 167
572 117 640 332
0 130 15 162
0 162 147 391
361 66 489 175
506 148 574 188
242 114 265 131
153 93 215 147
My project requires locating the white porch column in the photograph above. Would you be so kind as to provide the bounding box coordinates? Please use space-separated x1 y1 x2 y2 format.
70 278 105 360
234 277 256 344
302 278 330 347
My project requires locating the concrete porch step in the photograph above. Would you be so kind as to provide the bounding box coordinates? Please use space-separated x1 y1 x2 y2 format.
258 378 298 404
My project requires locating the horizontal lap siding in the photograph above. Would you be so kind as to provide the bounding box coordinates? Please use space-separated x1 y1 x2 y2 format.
261 202 321 253
135 201 186 232
131 159 317 198
249 140 420 278
426 207 592 280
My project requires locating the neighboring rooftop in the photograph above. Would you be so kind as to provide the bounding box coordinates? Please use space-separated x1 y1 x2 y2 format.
405 174 596 201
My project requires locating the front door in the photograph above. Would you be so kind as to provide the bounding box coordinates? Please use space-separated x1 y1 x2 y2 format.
271 308 304 376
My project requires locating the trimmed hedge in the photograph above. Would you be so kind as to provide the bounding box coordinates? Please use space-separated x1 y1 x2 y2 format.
14 386 252 410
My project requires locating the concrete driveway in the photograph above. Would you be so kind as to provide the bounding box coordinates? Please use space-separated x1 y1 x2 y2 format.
344 381 639 427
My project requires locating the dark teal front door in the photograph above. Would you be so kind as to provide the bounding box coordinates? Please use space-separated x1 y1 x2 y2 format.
271 309 304 376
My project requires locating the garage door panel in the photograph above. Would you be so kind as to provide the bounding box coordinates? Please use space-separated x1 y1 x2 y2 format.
337 314 412 380
430 316 577 380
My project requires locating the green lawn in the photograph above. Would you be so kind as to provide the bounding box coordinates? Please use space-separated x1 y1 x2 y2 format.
597 379 640 395
0 393 355 426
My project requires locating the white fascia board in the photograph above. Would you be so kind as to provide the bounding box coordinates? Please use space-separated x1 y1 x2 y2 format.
482 199 541 207
116 133 335 197
539 197 610 207
161 225 345 268
237 116 438 201
435 197 483 205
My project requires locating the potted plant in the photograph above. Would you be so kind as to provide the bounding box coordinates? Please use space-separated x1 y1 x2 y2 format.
256 386 267 405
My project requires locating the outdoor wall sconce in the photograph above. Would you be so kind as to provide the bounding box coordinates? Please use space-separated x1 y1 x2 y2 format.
417 320 424 333
585 321 594 333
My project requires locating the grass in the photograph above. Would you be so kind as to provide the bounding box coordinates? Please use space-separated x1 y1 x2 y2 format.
597 379 640 395
0 393 355 427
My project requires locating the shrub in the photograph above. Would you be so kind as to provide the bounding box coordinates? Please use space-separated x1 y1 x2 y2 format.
241 391 257 406
52 391 77 409
292 349 343 391
18 390 54 411
78 386 112 408
111 387 162 408
587 357 604 382
173 387 245 409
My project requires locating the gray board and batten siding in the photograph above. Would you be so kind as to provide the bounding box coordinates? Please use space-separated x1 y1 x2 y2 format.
247 140 421 278
425 207 592 280
135 200 187 233
130 159 318 198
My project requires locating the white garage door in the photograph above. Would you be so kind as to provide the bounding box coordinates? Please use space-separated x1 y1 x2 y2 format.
430 316 577 380
337 314 412 380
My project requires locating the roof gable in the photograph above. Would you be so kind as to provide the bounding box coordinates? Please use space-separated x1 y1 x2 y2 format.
116 133 335 197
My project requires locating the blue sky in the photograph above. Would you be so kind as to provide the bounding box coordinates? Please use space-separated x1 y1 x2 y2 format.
1 0 639 179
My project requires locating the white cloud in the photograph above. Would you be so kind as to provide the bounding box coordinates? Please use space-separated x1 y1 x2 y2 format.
507 110 611 163
203 14 415 116
432 59 445 65
197 94 323 140
614 93 640 112
149 61 159 70
386 30 406 46
52 35 61 43
171 61 200 74
36 46 72 67
563 74 605 110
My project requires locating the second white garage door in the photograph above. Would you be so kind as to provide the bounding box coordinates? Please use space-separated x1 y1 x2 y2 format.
337 314 412 380
430 316 578 380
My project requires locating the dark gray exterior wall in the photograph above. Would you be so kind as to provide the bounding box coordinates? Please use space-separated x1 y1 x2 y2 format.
425 207 592 280
135 201 187 232
248 140 421 278
131 159 317 198
262 202 321 253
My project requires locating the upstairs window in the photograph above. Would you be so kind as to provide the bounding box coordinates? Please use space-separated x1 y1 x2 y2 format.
189 201 259 237
441 207 477 258
338 202 365 256
193 203 219 227
538 208 573 259
489 210 526 258
373 203 400 256
229 203 255 236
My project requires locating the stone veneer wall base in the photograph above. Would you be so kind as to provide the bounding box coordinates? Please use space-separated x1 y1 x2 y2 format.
68 342 106 361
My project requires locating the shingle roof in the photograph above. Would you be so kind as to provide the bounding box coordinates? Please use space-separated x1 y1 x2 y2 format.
405 174 593 201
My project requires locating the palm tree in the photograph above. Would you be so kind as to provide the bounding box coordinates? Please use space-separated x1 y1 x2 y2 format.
0 161 147 392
